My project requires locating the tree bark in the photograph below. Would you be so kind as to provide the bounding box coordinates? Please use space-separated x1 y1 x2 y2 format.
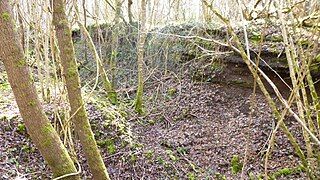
52 0 110 179
128 0 133 24
174 0 180 21
109 0 122 92
135 0 147 114
201 1 212 23
0 1 79 179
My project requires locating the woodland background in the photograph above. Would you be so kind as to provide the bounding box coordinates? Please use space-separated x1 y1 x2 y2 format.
0 0 320 179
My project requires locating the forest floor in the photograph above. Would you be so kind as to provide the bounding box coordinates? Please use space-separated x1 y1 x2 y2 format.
0 23 307 178
0 67 306 179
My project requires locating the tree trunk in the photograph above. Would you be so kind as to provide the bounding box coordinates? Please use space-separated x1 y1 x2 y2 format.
135 0 147 114
0 1 79 179
128 0 133 24
82 0 88 62
201 1 212 23
174 0 180 21
77 20 118 105
109 0 122 91
52 0 110 179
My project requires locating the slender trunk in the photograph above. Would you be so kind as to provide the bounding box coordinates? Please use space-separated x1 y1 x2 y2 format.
74 1 117 104
77 21 118 104
127 0 134 47
0 1 79 179
201 0 212 23
43 0 51 102
83 0 88 62
151 0 159 26
110 0 121 86
135 0 147 114
52 1 110 179
278 8 313 159
43 22 51 102
128 0 133 24
35 36 45 100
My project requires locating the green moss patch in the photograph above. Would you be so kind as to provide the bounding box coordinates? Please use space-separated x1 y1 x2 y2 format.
1 12 10 21
230 155 243 174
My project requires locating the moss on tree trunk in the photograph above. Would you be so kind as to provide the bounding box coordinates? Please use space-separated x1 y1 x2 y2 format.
0 1 79 179
52 0 110 179
135 0 147 115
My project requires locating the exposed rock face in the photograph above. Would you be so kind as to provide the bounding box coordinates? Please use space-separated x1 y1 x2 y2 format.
72 22 319 95
153 23 319 95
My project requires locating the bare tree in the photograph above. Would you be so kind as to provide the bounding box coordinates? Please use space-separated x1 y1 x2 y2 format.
135 0 147 114
52 0 110 179
109 0 122 92
128 0 133 24
0 1 80 179
201 0 212 23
